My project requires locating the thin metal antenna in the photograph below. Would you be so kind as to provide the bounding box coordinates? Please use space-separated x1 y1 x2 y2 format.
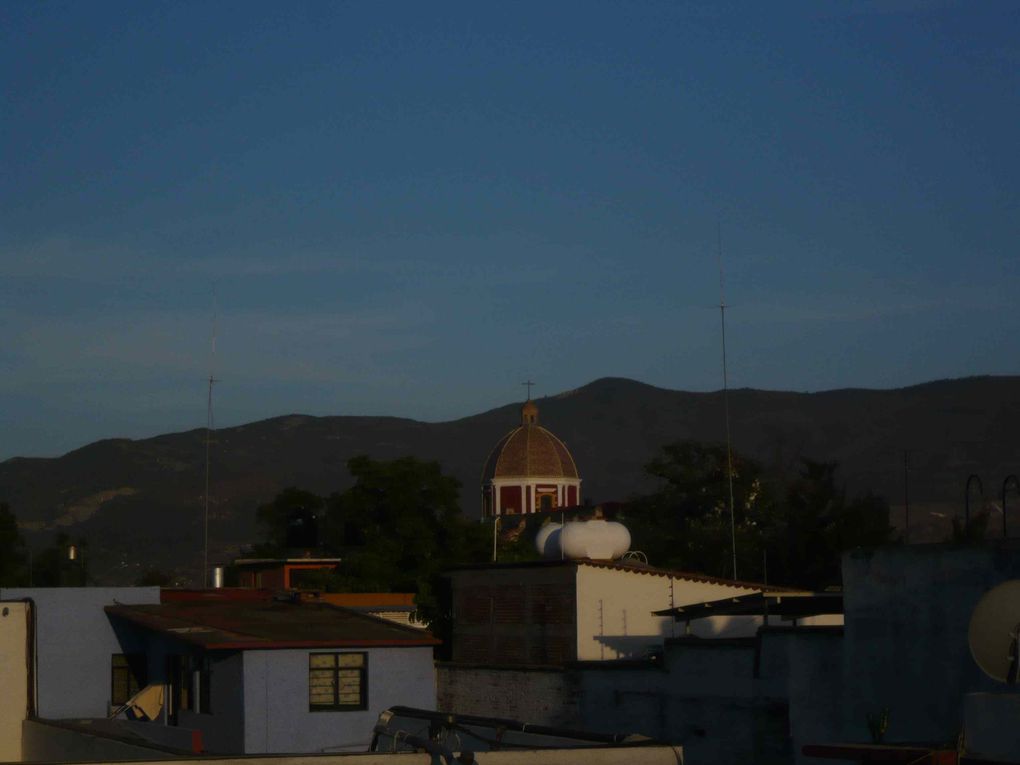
203 288 219 588
718 223 738 581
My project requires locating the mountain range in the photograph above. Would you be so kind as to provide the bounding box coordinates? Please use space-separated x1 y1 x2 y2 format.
2 375 1019 584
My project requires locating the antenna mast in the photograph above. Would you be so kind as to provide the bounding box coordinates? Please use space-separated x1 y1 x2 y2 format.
204 290 218 588
718 224 738 580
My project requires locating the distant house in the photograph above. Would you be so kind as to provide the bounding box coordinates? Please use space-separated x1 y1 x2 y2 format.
444 558 795 666
437 558 827 733
105 590 438 754
0 586 438 758
233 557 342 589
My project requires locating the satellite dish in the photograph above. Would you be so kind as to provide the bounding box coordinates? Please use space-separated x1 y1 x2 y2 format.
968 580 1020 684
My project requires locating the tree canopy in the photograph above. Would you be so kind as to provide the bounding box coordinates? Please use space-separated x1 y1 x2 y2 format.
0 502 28 586
623 441 896 589
252 456 489 629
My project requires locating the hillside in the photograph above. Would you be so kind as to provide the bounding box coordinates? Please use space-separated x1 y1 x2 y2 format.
2 375 1019 584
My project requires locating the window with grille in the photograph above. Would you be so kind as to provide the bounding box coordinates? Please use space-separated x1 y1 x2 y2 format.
111 654 146 706
309 652 367 711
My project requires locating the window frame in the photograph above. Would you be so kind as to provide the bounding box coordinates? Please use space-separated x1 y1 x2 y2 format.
308 651 368 712
111 653 147 707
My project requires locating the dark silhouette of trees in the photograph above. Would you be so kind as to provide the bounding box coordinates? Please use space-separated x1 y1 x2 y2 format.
0 502 28 586
624 443 895 589
252 456 489 630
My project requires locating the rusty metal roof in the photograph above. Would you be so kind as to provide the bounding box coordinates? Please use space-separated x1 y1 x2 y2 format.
653 591 843 620
446 558 792 592
105 599 440 651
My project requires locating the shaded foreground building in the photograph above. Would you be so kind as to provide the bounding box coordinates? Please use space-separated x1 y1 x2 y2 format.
0 587 436 759
436 543 1020 765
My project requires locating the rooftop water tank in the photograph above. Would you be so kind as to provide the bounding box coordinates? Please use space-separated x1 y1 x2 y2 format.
535 519 630 561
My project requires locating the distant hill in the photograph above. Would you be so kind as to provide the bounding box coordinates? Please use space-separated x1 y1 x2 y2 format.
2 375 1019 584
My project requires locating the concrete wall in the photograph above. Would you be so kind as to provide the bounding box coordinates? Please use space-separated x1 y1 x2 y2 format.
438 628 844 765
0 586 161 719
436 664 580 728
21 718 185 762
575 566 762 660
177 652 246 754
758 628 844 765
0 600 30 762
577 640 790 764
12 748 688 765
449 563 766 666
242 646 436 754
839 544 1020 746
449 566 578 665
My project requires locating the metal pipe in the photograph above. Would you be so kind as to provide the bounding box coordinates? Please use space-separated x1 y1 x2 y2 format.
1003 475 1019 539
965 474 984 526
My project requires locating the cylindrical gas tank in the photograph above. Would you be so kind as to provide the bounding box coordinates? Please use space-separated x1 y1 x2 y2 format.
560 520 631 560
535 522 563 559
540 519 631 560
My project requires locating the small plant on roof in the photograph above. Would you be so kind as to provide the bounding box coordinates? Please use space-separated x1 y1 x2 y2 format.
867 708 890 744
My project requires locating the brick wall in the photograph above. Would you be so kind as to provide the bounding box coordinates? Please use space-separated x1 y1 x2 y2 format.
449 566 577 665
436 664 582 729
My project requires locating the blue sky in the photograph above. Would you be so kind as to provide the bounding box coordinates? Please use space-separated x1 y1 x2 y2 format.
2 1 1018 459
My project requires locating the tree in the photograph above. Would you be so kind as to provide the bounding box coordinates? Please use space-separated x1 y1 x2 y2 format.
0 502 28 586
322 456 488 625
31 533 88 587
623 440 773 573
625 443 895 589
765 460 894 589
136 569 172 587
254 487 325 555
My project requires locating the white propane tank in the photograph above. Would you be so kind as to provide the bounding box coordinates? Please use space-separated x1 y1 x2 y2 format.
535 522 563 559
536 519 631 561
560 519 631 560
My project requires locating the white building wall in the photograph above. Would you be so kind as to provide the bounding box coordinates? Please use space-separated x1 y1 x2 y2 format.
0 600 30 762
242 646 436 754
574 566 762 660
0 587 161 719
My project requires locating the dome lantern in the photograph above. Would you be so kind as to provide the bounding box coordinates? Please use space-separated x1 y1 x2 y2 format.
521 399 538 425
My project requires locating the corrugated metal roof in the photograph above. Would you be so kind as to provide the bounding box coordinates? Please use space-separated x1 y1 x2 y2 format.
446 558 791 592
105 599 439 650
653 591 843 620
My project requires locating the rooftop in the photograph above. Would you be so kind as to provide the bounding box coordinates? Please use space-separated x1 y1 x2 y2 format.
445 558 792 592
653 591 844 621
106 598 439 651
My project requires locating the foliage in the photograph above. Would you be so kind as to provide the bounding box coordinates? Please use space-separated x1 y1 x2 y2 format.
867 708 890 744
31 533 88 587
252 456 490 636
135 569 172 587
623 440 773 574
321 456 489 619
625 442 896 589
0 502 28 586
254 487 325 555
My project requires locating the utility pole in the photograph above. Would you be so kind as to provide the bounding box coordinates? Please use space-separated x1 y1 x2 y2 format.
718 224 738 581
903 451 910 543
203 289 218 588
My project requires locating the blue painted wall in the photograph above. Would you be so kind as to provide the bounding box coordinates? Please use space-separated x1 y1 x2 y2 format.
0 587 160 719
178 652 246 754
242 646 436 754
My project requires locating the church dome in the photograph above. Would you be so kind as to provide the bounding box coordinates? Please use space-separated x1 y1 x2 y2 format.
482 401 579 482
